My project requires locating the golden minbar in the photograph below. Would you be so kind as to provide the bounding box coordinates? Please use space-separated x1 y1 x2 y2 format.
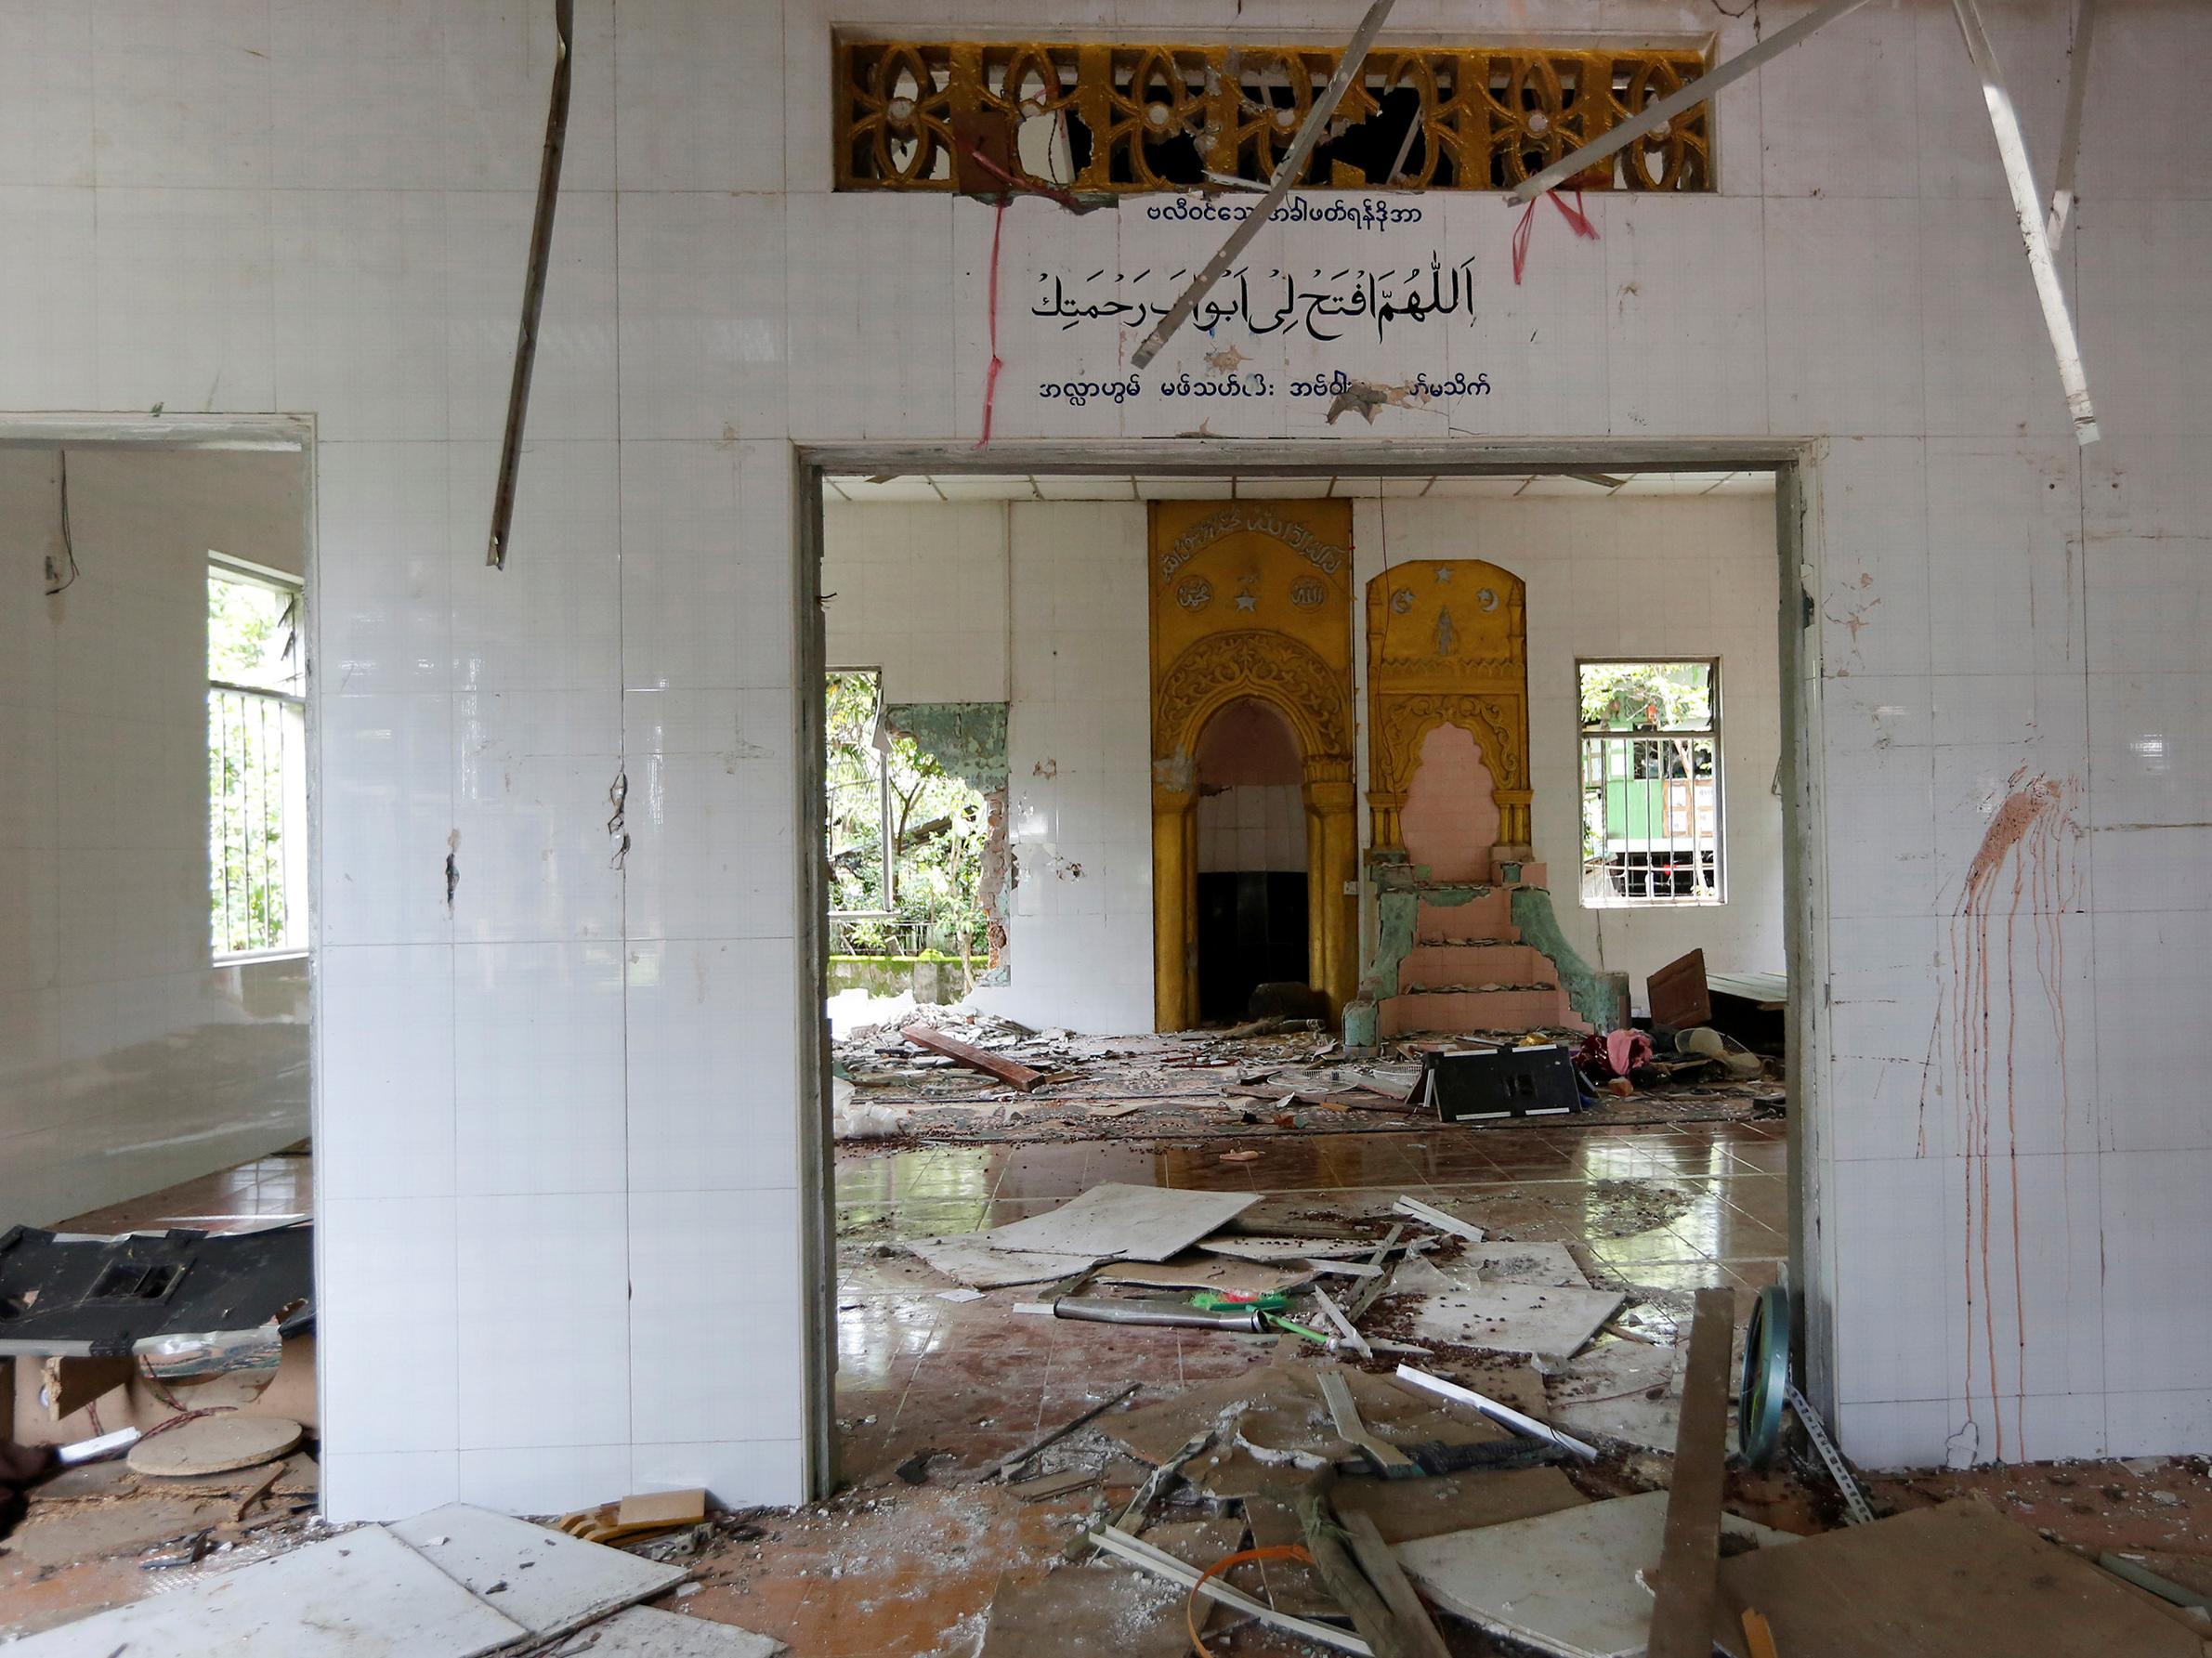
835 38 1713 195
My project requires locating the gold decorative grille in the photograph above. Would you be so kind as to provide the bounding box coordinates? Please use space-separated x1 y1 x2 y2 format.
835 39 1713 195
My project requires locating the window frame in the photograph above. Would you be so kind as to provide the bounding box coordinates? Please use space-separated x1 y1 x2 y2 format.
208 555 308 962
1574 655 1725 909
825 666 897 922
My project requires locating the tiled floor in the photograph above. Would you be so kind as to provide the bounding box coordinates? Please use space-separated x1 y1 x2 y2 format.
832 1118 1789 1413
59 1149 312 1234
21 1120 2212 1656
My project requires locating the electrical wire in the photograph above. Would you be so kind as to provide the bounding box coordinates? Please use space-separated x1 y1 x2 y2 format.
44 449 79 595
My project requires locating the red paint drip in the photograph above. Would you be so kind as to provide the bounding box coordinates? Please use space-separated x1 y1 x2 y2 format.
1511 189 1599 285
1924 768 2081 1464
976 197 1006 449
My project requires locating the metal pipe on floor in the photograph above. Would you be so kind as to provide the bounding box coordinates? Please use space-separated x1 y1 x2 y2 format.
1047 1297 1267 1333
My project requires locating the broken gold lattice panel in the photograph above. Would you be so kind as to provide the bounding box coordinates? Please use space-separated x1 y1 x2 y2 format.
833 39 1714 193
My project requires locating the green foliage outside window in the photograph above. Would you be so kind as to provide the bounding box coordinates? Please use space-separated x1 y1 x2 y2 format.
825 671 988 959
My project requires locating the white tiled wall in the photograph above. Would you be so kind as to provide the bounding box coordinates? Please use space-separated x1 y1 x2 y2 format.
985 504 1154 1034
0 0 2205 1509
820 503 1009 701
0 448 309 1226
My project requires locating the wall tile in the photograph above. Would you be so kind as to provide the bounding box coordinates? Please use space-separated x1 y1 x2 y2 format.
318 1195 459 1455
318 946 454 1201
452 941 627 1195
2100 1151 2212 1393
624 939 800 1193
0 188 98 408
95 187 275 414
445 189 619 444
614 0 785 192
457 1192 631 1450
1765 200 1925 438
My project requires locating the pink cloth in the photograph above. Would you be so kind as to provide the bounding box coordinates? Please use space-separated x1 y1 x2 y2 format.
1605 1028 1655 1077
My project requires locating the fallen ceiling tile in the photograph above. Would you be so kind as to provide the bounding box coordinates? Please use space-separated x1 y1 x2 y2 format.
980 1183 1260 1263
389 1503 687 1642
7 1524 529 1658
1394 1490 1796 1658
547 1606 785 1656
906 1234 1098 1288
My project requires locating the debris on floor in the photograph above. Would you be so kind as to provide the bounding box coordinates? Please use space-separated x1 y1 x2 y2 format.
813 1119 2209 1658
4 1499 782 1657
831 1006 1784 1144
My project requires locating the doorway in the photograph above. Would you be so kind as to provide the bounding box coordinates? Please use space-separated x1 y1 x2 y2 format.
795 445 1820 1502
1192 698 1310 1021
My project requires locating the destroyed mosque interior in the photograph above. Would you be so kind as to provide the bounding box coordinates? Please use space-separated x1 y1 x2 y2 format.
0 3 2205 1655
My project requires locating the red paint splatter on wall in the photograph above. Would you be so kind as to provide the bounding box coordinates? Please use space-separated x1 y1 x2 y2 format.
1920 767 2081 1463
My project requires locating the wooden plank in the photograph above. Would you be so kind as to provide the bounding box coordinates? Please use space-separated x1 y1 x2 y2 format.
1647 1286 1735 1658
1714 1497 2204 1658
1332 1465 1587 1546
1341 1509 1453 1658
37 1356 131 1423
1299 1480 1425 1658
900 1022 1046 1090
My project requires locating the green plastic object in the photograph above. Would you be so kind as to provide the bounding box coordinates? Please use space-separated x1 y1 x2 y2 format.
1191 1290 1289 1312
1739 1284 1790 1466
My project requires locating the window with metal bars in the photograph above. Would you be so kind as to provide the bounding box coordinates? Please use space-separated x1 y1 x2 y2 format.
208 560 306 959
1577 659 1722 907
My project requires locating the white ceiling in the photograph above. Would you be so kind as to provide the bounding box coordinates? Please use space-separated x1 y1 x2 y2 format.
823 471 1774 503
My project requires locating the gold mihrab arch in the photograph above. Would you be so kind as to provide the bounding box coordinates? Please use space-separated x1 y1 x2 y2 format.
1366 558 1532 855
1154 630 1353 765
1148 500 1359 1030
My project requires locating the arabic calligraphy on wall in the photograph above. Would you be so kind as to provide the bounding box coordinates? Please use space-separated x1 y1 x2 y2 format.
1032 255 1479 345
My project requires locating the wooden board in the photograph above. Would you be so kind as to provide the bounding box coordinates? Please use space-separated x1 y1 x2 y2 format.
1333 1465 1589 1546
391 1503 687 1641
127 1414 303 1477
1646 950 1711 1032
1397 1492 1794 1658
1342 1508 1454 1658
7 1524 529 1657
1645 1287 1734 1658
900 1022 1045 1091
1246 1495 1338 1619
982 1183 1260 1263
1714 1497 2205 1658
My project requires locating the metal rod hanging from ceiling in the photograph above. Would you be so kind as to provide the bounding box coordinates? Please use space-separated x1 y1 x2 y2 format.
487 0 574 569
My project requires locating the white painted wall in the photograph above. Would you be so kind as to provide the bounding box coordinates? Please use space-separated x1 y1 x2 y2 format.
0 447 309 1226
2 0 2204 1509
1351 495 1785 1000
